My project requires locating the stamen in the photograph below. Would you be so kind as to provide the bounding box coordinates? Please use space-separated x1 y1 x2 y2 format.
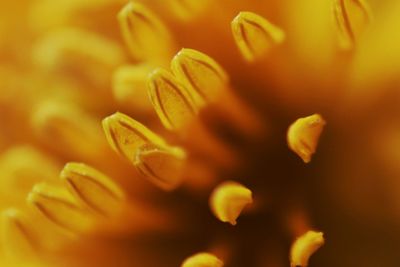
172 48 266 138
1 209 38 258
112 64 154 113
290 230 325 267
60 162 125 217
31 101 105 159
209 181 253 225
231 11 285 62
27 183 93 232
102 112 167 163
148 68 198 130
333 0 372 49
181 252 224 267
118 2 175 63
134 144 186 191
171 48 229 106
287 114 326 163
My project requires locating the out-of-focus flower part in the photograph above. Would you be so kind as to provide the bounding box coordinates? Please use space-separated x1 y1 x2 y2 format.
27 183 94 233
31 101 107 160
168 0 211 21
112 64 154 113
1 208 39 259
181 252 223 267
32 28 125 87
287 114 326 163
209 181 253 225
118 1 175 63
231 11 285 62
60 162 125 216
290 230 324 267
333 0 372 50
0 146 59 207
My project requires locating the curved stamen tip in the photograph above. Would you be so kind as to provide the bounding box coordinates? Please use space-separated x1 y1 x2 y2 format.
148 68 198 131
209 181 253 225
27 183 93 232
102 112 166 163
231 11 285 62
171 48 229 105
61 162 125 216
290 230 325 267
181 252 224 267
287 114 326 163
134 144 187 191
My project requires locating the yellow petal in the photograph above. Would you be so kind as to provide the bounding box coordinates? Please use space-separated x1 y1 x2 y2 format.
148 68 198 130
102 112 166 163
209 181 253 225
287 114 326 163
171 48 229 106
333 0 371 50
118 1 175 63
112 64 154 113
290 230 325 267
231 11 285 62
27 183 93 232
134 144 186 191
1 209 38 259
181 252 223 267
60 162 125 216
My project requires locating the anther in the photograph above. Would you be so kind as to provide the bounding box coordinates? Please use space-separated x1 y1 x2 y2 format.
134 144 186 191
102 112 167 163
333 0 372 49
287 114 326 163
1 208 39 259
171 48 229 106
290 230 325 267
118 2 175 63
209 181 253 225
60 162 125 217
148 68 198 130
181 252 224 267
231 11 285 62
27 183 93 232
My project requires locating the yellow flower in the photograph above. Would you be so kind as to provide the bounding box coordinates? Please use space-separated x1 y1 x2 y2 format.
0 0 400 267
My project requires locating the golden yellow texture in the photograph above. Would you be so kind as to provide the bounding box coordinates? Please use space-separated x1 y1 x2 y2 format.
209 181 253 225
1 0 400 267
